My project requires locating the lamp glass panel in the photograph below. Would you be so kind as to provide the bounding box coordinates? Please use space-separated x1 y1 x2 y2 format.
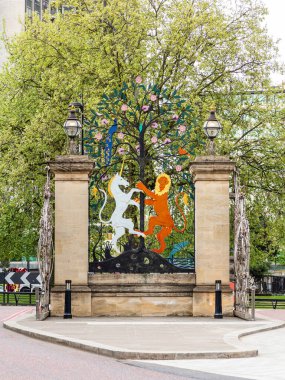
208 128 218 137
69 125 79 137
207 120 219 128
64 120 80 137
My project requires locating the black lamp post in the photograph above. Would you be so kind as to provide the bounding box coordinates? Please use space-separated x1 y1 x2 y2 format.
69 102 84 155
63 109 82 155
63 280 72 319
203 110 222 155
214 280 223 319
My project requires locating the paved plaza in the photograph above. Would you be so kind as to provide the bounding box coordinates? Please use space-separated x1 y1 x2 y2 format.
4 310 282 360
139 310 285 380
2 307 285 379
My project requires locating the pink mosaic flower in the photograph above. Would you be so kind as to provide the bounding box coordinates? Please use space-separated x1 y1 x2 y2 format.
172 114 179 121
151 136 158 144
151 122 158 129
118 147 125 155
150 94 157 101
101 175 108 181
117 132 124 139
163 138 171 144
175 165 182 172
135 75 143 84
121 104 128 112
101 118 109 125
178 125 186 134
142 105 150 112
94 132 103 141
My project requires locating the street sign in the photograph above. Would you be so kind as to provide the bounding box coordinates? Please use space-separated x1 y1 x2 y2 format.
0 271 41 285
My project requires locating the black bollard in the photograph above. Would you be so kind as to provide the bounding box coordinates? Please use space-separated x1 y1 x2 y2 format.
64 280 72 319
214 280 223 319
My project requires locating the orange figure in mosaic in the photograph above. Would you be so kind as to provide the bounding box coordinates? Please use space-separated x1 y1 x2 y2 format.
136 173 187 254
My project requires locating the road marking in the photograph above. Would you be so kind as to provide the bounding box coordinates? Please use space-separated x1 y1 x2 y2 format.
1 307 33 322
55 321 271 325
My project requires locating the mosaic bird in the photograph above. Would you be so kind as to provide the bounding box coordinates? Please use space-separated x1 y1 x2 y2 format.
104 119 118 166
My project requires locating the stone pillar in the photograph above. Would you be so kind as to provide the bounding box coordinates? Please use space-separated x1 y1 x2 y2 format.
49 156 94 317
190 156 235 316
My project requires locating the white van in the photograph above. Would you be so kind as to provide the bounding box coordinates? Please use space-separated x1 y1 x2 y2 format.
20 283 42 293
8 261 42 293
9 261 39 271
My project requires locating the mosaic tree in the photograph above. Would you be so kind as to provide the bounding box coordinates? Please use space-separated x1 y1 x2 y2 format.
84 76 198 257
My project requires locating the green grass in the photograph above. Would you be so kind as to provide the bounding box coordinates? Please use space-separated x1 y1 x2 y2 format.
255 295 285 309
0 293 35 306
256 295 285 299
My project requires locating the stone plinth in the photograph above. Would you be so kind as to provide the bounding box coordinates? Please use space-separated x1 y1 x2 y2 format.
190 156 235 316
89 273 195 316
49 155 94 317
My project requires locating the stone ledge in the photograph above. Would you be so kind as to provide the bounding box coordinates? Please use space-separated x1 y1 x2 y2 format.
49 155 94 175
51 285 91 293
193 284 233 294
193 155 232 162
88 272 196 285
190 155 235 182
91 292 193 297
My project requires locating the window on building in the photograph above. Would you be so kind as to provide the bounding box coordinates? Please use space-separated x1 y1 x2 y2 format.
34 0 41 16
50 4 76 15
25 0 33 18
42 0 49 11
25 0 51 20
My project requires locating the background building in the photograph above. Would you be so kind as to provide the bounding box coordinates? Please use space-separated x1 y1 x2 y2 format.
0 0 50 67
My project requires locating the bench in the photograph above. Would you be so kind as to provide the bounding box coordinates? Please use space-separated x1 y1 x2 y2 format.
254 298 285 309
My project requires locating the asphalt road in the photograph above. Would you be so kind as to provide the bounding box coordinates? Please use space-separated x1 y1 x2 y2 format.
0 306 191 380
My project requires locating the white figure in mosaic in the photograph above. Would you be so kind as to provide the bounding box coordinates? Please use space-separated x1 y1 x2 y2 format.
99 173 145 253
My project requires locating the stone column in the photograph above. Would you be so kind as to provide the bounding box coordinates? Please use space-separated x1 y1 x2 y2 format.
49 156 94 317
190 156 235 316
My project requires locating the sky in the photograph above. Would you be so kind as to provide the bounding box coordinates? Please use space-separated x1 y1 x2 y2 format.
263 0 285 84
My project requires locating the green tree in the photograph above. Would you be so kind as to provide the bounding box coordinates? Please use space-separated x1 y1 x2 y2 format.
0 0 283 265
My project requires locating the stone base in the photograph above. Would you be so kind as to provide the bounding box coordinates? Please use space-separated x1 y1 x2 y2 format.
91 296 192 317
50 275 234 317
89 273 195 317
50 285 91 317
192 285 233 317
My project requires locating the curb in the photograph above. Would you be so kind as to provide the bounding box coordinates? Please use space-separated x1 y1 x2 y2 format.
223 320 285 353
3 314 285 361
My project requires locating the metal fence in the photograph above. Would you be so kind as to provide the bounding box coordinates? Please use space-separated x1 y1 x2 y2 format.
0 290 35 306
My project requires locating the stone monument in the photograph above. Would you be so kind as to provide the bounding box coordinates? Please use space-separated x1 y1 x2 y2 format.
49 155 94 317
49 153 235 317
190 156 235 316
